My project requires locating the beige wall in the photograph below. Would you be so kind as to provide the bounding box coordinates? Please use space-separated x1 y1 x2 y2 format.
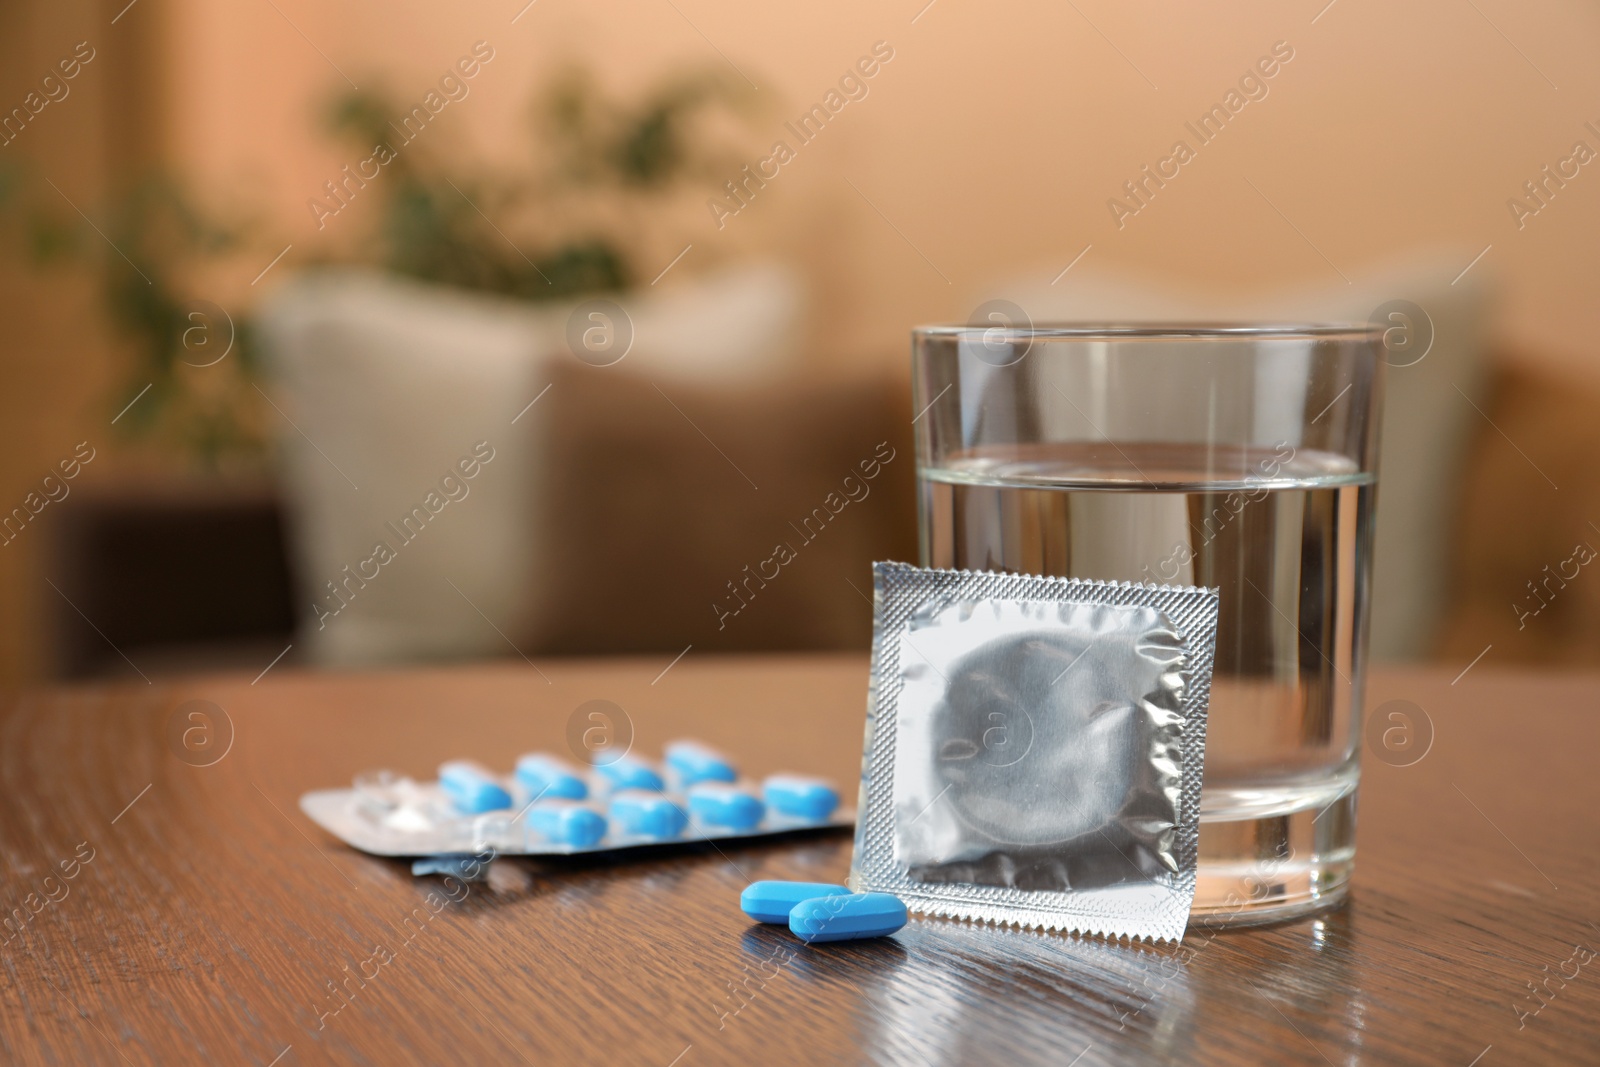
0 0 126 684
3 0 1599 684
160 0 1600 379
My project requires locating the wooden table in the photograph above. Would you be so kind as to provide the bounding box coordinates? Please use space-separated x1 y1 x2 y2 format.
3 655 1596 1065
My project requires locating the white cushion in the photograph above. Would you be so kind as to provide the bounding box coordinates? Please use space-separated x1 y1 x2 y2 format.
255 271 548 665
254 262 804 665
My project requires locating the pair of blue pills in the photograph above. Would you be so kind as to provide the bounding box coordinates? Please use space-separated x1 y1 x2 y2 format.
515 751 669 797
590 740 738 793
464 792 693 847
740 881 908 943
599 783 778 840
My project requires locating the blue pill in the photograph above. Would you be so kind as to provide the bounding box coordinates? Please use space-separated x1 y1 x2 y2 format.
595 757 665 793
515 753 589 800
527 802 608 848
789 892 908 944
740 881 852 924
687 782 764 830
438 760 512 814
664 739 738 786
762 774 840 821
609 790 687 839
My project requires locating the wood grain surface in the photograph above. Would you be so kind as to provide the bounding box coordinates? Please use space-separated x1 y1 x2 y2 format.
1 655 1596 1066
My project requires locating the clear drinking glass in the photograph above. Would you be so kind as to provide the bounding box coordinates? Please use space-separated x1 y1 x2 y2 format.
911 323 1385 925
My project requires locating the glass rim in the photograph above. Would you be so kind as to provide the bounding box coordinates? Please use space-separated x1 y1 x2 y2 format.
914 321 1385 341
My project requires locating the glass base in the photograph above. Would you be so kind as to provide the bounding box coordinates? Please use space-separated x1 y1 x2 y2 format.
1190 789 1356 927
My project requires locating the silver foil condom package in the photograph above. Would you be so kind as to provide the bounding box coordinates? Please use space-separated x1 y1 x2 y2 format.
849 562 1220 942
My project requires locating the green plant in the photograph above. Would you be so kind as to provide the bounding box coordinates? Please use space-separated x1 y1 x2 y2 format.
542 67 754 189
0 64 755 463
322 65 754 299
0 168 265 464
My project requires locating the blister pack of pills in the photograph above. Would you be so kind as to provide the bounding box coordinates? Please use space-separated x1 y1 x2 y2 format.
300 740 851 859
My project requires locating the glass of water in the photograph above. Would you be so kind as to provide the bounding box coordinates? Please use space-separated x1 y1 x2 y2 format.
912 322 1385 925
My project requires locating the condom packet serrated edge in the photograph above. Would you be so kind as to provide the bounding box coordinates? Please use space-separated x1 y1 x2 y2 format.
848 561 1220 943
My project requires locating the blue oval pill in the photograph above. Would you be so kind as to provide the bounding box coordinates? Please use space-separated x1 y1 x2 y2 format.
515 753 589 800
789 892 908 943
595 757 665 793
762 774 840 821
609 790 687 839
664 739 738 787
527 801 607 848
740 880 852 924
438 760 512 814
687 782 764 830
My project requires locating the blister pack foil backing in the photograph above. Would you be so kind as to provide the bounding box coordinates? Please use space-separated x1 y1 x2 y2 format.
849 562 1220 942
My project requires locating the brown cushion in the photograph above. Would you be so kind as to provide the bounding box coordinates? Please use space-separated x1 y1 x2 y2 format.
524 364 917 654
1435 358 1600 665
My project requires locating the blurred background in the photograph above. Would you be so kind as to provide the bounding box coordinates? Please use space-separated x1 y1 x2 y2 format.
2 0 1597 686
